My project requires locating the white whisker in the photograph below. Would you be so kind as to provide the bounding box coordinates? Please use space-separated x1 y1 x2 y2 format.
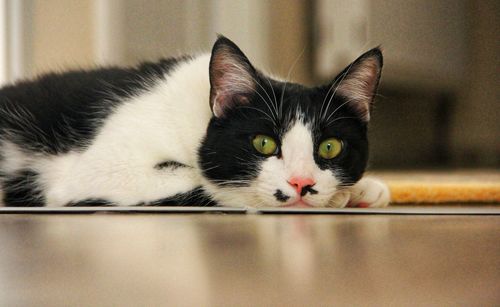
279 46 306 122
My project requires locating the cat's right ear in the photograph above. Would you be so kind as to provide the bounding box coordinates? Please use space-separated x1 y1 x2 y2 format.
209 35 257 118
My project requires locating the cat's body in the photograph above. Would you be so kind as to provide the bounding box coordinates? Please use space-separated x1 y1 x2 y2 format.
0 36 390 208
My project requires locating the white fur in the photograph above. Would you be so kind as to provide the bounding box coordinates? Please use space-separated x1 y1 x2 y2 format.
0 141 34 174
1 55 212 206
346 177 391 208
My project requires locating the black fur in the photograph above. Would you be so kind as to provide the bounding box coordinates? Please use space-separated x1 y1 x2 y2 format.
2 170 44 206
199 39 382 190
154 160 192 170
67 198 115 206
198 86 370 187
274 189 290 202
301 185 318 196
0 58 186 154
145 187 216 207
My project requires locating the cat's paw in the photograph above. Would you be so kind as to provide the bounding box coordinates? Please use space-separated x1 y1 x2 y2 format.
328 189 351 208
347 177 390 208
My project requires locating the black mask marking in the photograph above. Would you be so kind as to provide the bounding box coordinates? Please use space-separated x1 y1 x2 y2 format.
274 189 290 202
155 160 191 170
301 185 318 197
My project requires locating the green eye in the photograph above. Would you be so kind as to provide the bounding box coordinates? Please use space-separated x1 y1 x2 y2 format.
318 138 343 159
252 135 278 155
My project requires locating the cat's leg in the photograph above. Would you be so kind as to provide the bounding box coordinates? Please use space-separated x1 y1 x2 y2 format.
2 170 45 206
43 163 203 207
328 189 351 207
66 198 115 206
346 177 391 208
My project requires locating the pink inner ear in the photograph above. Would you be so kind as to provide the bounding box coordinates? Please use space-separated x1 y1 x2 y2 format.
337 58 380 122
212 92 250 118
211 47 255 117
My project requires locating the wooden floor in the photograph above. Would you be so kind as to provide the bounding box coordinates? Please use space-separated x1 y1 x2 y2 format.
0 211 499 306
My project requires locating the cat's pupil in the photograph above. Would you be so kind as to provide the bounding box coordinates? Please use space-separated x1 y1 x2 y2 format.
262 139 267 147
326 143 332 151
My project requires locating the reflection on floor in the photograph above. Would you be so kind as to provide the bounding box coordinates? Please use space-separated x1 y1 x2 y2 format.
0 213 498 305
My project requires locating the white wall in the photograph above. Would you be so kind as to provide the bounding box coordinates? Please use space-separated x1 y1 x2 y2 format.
121 0 271 69
17 0 304 80
0 0 7 85
210 0 270 68
0 0 32 85
93 0 126 66
31 0 94 74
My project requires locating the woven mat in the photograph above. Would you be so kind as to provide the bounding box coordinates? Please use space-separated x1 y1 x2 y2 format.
373 170 500 204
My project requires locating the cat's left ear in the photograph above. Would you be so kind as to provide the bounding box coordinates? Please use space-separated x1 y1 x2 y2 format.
327 48 383 122
209 36 258 118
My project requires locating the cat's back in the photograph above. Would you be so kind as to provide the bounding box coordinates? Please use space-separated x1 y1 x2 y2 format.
0 57 184 154
0 54 213 206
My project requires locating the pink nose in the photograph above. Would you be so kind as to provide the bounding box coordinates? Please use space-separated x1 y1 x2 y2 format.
288 177 316 195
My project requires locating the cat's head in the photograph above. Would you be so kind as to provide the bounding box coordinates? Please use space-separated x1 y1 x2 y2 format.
199 36 382 208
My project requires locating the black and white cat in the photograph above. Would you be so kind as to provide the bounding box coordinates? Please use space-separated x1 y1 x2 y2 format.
0 36 389 208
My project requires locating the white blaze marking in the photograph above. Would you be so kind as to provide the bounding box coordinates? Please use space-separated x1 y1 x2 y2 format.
281 121 315 179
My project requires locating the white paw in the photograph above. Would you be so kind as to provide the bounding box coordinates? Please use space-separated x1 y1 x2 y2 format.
328 189 351 208
347 177 390 208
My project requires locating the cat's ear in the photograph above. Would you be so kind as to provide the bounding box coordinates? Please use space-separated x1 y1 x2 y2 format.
209 35 257 118
327 48 383 122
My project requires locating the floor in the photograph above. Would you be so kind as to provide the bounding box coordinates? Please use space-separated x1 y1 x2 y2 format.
0 210 499 306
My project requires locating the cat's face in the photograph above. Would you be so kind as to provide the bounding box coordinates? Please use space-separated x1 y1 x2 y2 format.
199 36 382 208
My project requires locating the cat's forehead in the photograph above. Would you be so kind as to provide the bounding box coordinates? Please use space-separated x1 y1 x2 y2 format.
267 79 327 109
233 74 356 135
258 78 308 106
262 79 328 125
267 78 311 97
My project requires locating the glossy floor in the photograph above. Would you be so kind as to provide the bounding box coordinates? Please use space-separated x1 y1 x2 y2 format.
0 213 499 306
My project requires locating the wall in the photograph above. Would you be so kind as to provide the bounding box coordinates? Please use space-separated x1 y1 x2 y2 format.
369 0 467 90
26 0 310 81
31 0 95 75
123 0 195 65
451 0 500 167
0 0 7 84
268 0 312 85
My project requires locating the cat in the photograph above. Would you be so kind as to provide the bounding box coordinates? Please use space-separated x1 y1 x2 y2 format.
0 36 390 208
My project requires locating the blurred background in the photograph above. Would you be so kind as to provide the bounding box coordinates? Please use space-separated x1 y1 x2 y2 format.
0 0 498 170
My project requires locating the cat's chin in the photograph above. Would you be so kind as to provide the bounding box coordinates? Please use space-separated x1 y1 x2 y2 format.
280 200 314 208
